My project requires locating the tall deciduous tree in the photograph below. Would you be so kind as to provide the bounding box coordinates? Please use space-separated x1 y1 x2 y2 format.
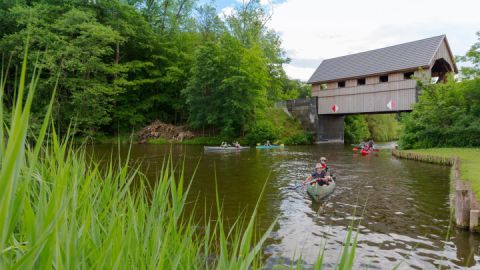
457 31 480 79
1 4 124 135
184 34 268 137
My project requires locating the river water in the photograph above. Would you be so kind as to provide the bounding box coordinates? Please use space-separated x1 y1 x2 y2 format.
86 144 480 269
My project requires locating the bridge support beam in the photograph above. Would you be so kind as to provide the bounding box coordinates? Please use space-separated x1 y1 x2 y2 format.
317 115 344 143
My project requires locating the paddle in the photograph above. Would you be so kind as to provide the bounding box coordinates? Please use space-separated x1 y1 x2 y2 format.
289 179 317 190
289 174 336 190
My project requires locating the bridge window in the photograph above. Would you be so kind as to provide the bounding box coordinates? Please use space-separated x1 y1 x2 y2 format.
338 81 346 88
379 75 388 83
404 72 414 79
357 78 366 85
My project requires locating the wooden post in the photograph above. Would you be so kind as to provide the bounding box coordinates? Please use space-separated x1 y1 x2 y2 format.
470 210 480 232
456 188 470 228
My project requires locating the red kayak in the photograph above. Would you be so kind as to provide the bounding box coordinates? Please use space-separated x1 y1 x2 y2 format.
360 149 369 155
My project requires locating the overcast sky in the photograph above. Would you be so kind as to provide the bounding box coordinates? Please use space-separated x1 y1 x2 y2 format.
213 0 480 81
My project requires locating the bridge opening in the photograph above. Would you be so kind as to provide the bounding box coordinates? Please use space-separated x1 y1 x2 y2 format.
431 58 453 83
343 113 401 144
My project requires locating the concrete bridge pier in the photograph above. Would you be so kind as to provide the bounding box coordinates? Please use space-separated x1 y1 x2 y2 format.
285 98 345 143
317 115 344 143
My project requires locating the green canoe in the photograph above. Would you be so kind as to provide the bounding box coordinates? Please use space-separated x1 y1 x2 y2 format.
306 180 336 202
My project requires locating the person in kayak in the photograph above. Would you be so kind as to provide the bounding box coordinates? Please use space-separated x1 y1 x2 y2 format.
368 139 374 149
233 141 241 148
362 141 371 152
265 140 271 146
221 141 229 148
318 157 328 169
303 163 331 186
318 156 334 180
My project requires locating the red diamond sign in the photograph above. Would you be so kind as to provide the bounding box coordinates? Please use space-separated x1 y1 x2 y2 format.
331 104 338 113
387 100 397 110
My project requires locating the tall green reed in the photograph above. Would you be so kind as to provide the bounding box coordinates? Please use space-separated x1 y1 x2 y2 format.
0 47 358 269
0 46 278 269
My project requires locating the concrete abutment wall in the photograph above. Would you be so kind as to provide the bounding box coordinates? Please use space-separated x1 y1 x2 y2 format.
317 115 344 142
286 98 344 143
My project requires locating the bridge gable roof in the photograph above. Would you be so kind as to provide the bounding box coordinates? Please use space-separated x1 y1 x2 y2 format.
308 35 454 84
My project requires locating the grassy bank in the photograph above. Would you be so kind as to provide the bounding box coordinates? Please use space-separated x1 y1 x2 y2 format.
401 148 480 196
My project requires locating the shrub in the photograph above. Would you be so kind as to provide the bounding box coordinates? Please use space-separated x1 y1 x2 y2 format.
284 132 314 145
344 115 370 144
365 114 401 142
245 120 280 145
399 78 480 149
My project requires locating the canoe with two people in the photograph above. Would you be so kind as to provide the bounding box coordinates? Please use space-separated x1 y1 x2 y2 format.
302 157 336 201
204 141 248 152
220 141 242 148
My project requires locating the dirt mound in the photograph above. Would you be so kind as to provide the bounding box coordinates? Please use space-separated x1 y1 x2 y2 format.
137 120 194 143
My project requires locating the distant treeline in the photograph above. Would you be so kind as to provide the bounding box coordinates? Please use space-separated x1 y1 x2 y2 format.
0 0 310 138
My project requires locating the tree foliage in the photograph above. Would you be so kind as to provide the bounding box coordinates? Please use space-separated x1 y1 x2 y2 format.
184 34 268 137
365 114 401 142
344 115 370 144
457 31 480 80
399 78 480 149
0 0 301 137
399 32 480 149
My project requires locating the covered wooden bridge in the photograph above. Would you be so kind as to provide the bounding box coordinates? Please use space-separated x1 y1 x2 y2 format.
288 35 458 142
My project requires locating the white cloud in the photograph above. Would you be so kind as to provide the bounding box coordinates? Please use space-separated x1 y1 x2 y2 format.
219 6 235 19
235 0 271 5
268 0 480 81
260 0 271 6
284 65 317 81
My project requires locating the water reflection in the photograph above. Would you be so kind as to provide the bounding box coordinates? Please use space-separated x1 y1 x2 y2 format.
85 144 480 269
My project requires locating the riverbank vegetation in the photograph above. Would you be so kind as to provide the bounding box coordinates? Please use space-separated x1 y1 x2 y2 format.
396 32 480 195
244 107 313 145
0 0 308 142
399 77 480 149
146 107 312 145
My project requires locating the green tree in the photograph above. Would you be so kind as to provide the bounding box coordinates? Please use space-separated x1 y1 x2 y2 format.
399 78 480 149
280 78 311 99
1 4 124 135
344 115 370 144
184 34 268 137
365 114 400 142
225 0 289 101
457 31 480 79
